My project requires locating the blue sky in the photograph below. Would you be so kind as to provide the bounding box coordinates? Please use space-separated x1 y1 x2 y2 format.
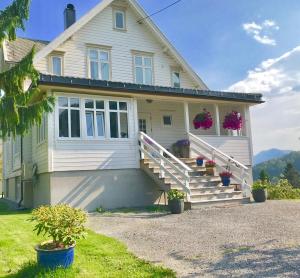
1 0 300 153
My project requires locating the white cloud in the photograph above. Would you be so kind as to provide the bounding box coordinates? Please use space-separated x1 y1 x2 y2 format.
229 47 300 154
243 19 279 46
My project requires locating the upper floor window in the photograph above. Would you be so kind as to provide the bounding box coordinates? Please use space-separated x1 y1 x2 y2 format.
88 48 110 81
134 55 153 85
58 97 81 138
84 99 105 138
171 71 180 88
37 114 47 144
51 55 63 76
114 9 126 30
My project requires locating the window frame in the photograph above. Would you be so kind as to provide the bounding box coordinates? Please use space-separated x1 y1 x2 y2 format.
162 114 173 128
37 114 47 145
57 96 81 140
113 8 126 31
171 70 181 88
87 47 111 81
133 54 154 85
50 55 63 76
108 100 129 139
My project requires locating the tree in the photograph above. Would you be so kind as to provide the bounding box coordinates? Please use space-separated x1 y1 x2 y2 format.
259 169 270 183
283 163 300 188
0 0 54 139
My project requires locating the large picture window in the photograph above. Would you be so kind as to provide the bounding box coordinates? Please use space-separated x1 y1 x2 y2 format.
85 99 105 138
109 101 128 138
88 48 110 81
134 55 153 85
58 97 81 138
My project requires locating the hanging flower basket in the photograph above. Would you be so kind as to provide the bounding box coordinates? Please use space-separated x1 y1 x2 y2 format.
223 111 243 130
193 110 213 130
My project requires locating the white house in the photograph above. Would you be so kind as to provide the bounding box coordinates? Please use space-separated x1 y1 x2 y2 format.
1 0 263 211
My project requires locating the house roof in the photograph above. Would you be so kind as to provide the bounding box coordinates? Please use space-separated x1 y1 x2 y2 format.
4 37 48 63
33 0 208 89
39 74 264 104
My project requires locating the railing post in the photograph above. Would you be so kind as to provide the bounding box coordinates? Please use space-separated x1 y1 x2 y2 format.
212 150 216 161
241 168 247 197
185 169 191 202
159 149 165 178
140 133 145 160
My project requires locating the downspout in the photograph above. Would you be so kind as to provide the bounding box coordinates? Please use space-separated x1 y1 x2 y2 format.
18 113 24 208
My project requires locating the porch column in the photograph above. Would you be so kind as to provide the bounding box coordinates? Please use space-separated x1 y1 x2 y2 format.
184 102 190 135
214 104 221 136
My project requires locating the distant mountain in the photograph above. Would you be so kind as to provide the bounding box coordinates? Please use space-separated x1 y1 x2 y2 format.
253 151 300 180
254 149 292 165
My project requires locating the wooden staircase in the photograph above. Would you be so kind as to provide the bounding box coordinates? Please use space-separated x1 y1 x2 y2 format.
141 158 249 208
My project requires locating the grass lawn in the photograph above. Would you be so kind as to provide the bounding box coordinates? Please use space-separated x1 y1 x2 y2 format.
0 201 175 278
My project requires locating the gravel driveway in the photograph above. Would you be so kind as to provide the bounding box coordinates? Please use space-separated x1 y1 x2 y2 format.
88 201 300 277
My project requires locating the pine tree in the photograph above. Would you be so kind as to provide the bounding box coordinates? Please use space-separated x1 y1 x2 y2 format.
0 0 54 139
283 163 300 188
259 169 270 183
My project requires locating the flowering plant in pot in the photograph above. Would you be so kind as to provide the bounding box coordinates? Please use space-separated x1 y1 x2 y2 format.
196 156 205 166
223 111 243 134
30 204 87 269
193 109 213 130
252 181 268 202
219 171 232 186
168 189 185 214
205 160 216 176
172 139 190 158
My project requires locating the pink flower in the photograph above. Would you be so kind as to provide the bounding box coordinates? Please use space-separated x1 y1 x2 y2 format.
223 111 243 130
193 110 213 130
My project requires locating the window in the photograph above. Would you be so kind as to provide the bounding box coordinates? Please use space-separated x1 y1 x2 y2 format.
139 119 147 133
134 55 153 85
84 99 105 138
114 10 125 30
171 71 180 88
13 136 21 157
162 115 173 127
109 101 128 138
58 97 81 138
51 56 63 76
88 48 110 80
37 114 47 144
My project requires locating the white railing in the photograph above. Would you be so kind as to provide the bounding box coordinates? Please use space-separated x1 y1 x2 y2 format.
139 132 192 201
188 132 251 197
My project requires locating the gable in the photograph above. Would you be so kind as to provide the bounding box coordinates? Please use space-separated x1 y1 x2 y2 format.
34 0 207 89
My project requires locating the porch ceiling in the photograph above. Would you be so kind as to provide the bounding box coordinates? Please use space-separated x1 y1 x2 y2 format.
38 74 264 104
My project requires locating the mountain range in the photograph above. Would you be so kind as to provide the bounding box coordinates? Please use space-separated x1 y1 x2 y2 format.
254 149 292 165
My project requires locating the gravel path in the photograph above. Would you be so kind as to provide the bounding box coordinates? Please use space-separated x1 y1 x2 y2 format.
88 201 300 277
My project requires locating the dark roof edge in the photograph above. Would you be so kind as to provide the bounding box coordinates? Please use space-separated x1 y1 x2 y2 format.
38 74 264 104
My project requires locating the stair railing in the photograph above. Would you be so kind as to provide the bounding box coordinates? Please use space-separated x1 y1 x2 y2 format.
188 132 251 197
139 132 192 201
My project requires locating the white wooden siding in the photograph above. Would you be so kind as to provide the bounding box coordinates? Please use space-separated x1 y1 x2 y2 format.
34 5 198 89
32 125 48 174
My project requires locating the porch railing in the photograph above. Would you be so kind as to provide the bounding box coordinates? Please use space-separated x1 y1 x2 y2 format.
188 132 251 197
139 132 192 201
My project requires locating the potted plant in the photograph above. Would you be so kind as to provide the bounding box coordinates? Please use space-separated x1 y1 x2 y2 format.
223 111 243 136
30 204 87 269
193 109 213 130
205 160 216 176
196 156 205 166
168 189 185 214
172 139 190 158
252 181 268 202
219 171 232 186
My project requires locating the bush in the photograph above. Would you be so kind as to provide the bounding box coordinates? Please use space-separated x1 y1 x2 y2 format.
167 189 185 201
252 181 268 191
30 204 87 249
267 179 300 200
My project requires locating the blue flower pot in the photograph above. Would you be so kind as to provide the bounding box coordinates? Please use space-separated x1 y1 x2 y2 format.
196 159 204 166
221 176 231 187
35 244 75 269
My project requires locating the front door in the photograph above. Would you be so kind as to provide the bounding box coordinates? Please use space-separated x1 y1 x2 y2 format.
138 112 152 136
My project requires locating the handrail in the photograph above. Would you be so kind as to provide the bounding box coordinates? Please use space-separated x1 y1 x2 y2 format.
189 132 248 170
140 132 192 172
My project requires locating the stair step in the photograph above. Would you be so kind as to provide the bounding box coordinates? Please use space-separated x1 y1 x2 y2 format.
190 197 250 207
190 191 243 201
190 186 235 194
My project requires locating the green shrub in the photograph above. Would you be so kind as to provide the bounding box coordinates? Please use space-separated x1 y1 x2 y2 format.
252 181 268 191
267 179 300 200
30 204 87 249
167 189 185 201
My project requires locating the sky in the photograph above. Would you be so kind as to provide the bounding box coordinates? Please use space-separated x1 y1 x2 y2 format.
1 0 300 154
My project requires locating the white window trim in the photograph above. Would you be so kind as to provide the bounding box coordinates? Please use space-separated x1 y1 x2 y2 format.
108 100 129 139
57 97 82 140
113 8 126 31
161 114 173 128
87 47 111 81
37 114 47 145
133 54 154 85
55 93 132 142
49 55 64 76
171 69 181 88
12 136 21 171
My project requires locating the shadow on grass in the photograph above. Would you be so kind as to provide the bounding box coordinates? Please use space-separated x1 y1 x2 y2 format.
6 262 79 278
0 199 31 216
